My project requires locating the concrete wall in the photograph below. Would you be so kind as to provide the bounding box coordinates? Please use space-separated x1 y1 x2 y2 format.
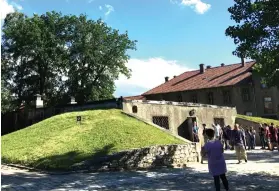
123 100 237 145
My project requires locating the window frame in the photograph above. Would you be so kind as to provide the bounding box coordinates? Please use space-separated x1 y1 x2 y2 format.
263 97 273 114
222 90 232 104
241 88 251 102
207 92 214 105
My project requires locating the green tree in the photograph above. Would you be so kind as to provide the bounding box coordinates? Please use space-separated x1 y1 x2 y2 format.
1 11 136 107
1 80 16 113
64 15 136 104
225 0 279 87
2 12 68 107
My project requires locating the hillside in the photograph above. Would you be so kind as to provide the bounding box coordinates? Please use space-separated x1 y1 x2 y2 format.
237 114 279 126
1 109 184 170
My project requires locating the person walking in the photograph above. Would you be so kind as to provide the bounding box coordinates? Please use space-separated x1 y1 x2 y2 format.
250 126 256 149
269 123 278 151
201 124 208 164
245 128 252 150
233 124 248 164
193 121 199 142
222 125 230 150
264 123 271 150
214 123 221 140
202 128 229 191
259 124 266 149
228 125 234 150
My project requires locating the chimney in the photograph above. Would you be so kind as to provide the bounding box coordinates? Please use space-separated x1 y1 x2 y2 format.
199 63 205 74
221 63 225 67
241 57 245 67
165 76 169 82
70 96 77 104
206 65 211 69
35 94 44 108
173 75 177 78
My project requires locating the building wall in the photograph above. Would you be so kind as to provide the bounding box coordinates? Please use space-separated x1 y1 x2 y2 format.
144 73 279 119
252 74 279 118
123 100 237 144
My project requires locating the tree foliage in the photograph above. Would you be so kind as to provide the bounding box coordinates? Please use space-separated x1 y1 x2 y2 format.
225 0 279 87
1 11 136 108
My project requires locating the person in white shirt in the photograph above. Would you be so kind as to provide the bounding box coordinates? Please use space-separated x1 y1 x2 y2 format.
214 123 222 140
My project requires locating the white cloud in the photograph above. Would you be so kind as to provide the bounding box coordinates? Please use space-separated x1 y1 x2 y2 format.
1 0 15 20
99 5 102 10
115 58 193 96
88 0 94 3
104 4 114 16
11 1 23 10
172 0 211 14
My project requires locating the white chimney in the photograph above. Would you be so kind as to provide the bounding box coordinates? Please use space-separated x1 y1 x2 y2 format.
70 96 77 104
35 94 44 108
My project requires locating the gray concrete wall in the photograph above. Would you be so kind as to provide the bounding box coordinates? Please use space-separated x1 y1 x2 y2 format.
123 100 237 145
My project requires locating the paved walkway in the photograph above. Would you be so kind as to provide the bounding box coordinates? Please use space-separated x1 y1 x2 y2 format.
2 148 279 191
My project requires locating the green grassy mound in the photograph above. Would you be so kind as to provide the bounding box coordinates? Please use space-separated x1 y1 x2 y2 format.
1 109 183 170
237 114 279 126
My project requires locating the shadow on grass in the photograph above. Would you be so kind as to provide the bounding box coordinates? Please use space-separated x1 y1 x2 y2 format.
2 144 116 171
2 166 279 191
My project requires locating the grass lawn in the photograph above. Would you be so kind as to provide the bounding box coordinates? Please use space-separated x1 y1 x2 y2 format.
237 114 279 126
1 109 184 170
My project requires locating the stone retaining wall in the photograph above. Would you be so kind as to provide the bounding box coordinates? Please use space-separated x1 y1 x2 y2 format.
73 143 200 172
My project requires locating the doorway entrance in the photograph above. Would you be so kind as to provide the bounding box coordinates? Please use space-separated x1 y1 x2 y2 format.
178 117 197 141
214 118 225 127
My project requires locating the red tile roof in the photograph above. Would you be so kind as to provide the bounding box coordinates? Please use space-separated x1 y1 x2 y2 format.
124 95 146 100
143 61 256 95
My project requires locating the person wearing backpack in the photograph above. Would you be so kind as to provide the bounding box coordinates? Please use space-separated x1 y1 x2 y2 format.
269 123 278 151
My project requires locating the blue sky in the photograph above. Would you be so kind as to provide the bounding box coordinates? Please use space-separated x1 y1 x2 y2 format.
1 0 241 97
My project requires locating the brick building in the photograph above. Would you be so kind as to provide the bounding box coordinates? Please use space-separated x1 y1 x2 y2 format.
129 61 279 119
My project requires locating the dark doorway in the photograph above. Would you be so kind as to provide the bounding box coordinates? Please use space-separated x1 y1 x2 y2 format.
178 117 196 141
214 118 225 127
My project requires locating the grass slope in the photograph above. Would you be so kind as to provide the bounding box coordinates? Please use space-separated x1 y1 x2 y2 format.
237 114 279 126
1 109 183 170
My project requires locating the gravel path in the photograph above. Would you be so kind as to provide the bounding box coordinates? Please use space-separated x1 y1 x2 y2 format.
2 147 279 191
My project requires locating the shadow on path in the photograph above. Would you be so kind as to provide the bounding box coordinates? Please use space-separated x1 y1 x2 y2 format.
2 167 279 191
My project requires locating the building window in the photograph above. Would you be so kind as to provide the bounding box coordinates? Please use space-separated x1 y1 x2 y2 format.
191 94 198 103
152 116 169 130
241 88 251 102
207 92 214 104
245 112 253 116
177 95 182 102
132 106 138 113
222 90 232 104
264 97 273 114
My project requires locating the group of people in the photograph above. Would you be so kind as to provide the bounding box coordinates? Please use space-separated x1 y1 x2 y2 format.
193 121 279 191
259 123 279 151
192 121 279 152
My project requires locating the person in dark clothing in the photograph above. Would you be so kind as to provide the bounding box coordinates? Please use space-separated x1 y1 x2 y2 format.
250 126 256 149
269 123 278 151
222 125 230 150
259 124 266 149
